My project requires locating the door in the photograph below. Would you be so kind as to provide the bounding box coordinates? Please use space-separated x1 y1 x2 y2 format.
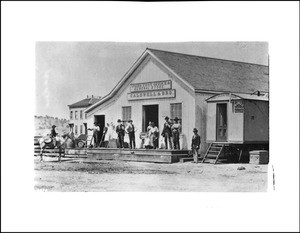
83 123 88 135
94 115 105 140
142 105 159 132
216 103 227 141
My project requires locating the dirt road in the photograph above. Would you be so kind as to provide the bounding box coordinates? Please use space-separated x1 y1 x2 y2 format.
34 157 268 192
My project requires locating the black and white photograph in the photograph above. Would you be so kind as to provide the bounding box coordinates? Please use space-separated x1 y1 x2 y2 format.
34 41 270 192
2 1 299 232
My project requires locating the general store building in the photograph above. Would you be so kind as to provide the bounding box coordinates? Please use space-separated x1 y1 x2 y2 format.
84 48 269 152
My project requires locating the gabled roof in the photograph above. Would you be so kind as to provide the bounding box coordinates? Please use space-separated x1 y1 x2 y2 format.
206 92 269 102
148 48 269 94
85 48 269 113
68 97 101 109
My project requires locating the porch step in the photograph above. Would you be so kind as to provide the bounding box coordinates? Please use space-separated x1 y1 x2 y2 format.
202 143 225 165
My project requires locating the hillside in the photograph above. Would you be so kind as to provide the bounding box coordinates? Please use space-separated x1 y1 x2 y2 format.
35 115 70 136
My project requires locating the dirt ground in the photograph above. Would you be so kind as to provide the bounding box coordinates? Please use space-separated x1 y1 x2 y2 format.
34 156 268 192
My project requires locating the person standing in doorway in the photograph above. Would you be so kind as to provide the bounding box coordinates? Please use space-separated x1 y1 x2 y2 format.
116 119 125 148
191 128 201 163
171 117 181 150
88 122 101 148
126 120 137 149
162 116 172 150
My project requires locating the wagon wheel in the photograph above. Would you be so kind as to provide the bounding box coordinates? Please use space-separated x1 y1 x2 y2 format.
77 140 85 148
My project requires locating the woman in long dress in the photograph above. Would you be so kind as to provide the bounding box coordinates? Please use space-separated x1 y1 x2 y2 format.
149 122 159 149
144 121 152 149
102 123 111 148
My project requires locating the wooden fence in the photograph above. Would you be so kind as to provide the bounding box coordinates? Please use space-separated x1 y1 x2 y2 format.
34 136 65 157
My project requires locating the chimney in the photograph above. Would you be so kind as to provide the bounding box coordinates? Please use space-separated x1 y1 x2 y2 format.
92 95 94 98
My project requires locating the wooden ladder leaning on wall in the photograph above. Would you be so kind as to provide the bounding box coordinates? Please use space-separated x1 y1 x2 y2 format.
202 143 224 165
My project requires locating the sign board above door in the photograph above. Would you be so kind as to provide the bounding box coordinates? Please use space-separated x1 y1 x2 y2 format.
128 80 176 101
130 80 172 92
128 89 176 101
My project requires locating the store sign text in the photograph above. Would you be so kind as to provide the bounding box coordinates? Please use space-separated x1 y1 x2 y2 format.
128 89 176 101
130 80 172 92
234 101 244 113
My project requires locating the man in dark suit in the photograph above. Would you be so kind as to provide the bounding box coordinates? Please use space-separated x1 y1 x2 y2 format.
50 125 58 146
116 119 125 148
191 128 201 163
126 120 136 149
161 116 172 149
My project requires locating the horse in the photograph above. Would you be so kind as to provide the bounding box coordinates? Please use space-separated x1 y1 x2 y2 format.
38 133 71 162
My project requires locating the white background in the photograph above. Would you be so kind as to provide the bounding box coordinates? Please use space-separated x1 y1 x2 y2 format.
1 2 299 232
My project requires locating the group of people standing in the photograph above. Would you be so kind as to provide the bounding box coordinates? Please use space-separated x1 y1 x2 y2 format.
88 119 137 149
161 116 181 150
88 117 201 163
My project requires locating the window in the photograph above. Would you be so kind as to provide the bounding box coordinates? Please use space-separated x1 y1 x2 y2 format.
70 111 73 120
75 125 78 135
85 113 87 119
80 110 83 119
80 125 83 134
75 111 78 120
170 103 182 132
122 106 132 122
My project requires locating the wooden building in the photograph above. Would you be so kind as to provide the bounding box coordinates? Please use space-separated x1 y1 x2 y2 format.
83 48 269 153
204 92 269 163
206 92 269 144
68 95 101 137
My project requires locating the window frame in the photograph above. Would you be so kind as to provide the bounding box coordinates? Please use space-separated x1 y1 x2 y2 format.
122 106 132 122
170 103 183 133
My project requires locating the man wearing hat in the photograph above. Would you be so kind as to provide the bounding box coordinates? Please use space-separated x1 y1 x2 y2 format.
88 122 101 147
51 125 58 137
50 125 58 146
116 119 125 148
125 120 137 149
171 117 181 150
161 116 172 149
191 128 201 163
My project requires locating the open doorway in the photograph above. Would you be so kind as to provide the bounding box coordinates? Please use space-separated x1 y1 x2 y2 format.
94 115 105 140
83 123 88 135
142 105 159 132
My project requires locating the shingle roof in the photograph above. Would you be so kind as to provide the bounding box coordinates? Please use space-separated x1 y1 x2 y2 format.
85 48 269 113
68 97 101 108
148 48 269 93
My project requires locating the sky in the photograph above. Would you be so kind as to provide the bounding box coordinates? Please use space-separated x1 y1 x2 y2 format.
35 42 268 119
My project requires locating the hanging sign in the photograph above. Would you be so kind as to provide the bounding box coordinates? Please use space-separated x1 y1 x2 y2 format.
234 101 244 113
